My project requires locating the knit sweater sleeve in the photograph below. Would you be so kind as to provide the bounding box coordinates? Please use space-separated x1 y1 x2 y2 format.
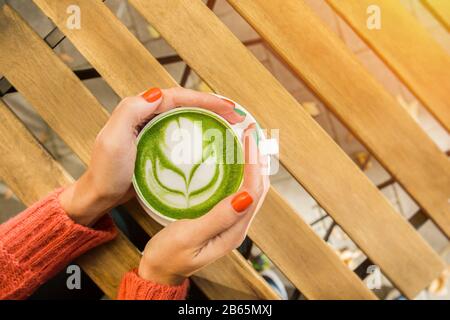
0 189 117 300
117 269 189 300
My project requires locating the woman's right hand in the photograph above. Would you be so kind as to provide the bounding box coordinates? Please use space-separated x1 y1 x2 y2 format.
138 123 270 286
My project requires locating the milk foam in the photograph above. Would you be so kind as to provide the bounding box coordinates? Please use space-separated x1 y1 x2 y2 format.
135 109 244 219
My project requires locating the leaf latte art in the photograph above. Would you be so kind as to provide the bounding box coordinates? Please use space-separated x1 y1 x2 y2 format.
134 109 244 220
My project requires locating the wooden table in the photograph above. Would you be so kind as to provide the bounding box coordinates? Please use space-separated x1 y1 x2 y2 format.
0 0 448 300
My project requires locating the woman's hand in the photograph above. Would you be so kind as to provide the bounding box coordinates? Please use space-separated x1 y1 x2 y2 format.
59 87 244 226
138 124 270 285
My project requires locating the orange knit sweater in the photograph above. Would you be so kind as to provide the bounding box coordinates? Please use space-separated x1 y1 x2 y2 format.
0 189 189 300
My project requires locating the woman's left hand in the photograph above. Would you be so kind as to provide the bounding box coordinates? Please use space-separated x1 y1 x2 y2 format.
59 87 244 226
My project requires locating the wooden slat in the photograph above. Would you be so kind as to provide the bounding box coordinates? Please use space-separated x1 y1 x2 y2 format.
0 99 140 299
228 1 450 237
422 0 450 31
0 4 275 300
33 0 375 299
327 0 450 133
128 0 446 298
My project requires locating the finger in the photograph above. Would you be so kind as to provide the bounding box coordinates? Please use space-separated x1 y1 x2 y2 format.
251 125 270 192
157 87 245 124
242 123 264 192
193 198 257 265
241 123 270 212
194 197 257 265
111 87 163 130
190 190 254 245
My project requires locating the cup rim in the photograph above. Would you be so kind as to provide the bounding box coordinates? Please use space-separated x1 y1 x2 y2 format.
132 106 244 224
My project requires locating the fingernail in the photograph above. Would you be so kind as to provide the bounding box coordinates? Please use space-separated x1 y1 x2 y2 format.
231 191 253 213
234 108 246 116
142 87 162 103
221 98 235 108
221 98 247 117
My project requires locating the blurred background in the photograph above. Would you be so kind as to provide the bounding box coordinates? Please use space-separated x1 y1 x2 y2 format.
0 0 448 300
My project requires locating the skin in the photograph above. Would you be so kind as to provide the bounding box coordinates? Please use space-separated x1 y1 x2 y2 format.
59 87 269 286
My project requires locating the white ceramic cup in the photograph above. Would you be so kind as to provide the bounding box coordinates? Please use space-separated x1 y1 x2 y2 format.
132 95 268 226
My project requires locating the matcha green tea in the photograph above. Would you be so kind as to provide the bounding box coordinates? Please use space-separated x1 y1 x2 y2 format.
134 108 244 220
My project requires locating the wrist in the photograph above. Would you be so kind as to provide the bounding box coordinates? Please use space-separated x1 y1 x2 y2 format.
138 258 185 286
59 171 112 226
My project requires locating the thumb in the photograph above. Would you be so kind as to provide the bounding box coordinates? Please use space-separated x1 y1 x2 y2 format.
191 191 254 244
113 87 163 128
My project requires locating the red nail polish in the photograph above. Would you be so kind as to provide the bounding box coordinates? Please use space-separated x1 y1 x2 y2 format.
231 191 253 213
142 87 162 103
221 98 235 108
